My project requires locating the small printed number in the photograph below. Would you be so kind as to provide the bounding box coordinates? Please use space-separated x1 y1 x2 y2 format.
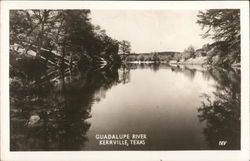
218 141 227 146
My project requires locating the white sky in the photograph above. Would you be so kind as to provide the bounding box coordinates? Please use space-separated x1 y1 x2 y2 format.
90 10 212 53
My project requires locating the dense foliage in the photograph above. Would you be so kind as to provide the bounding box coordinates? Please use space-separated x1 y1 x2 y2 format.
183 45 196 60
197 9 240 67
10 10 121 69
119 40 131 55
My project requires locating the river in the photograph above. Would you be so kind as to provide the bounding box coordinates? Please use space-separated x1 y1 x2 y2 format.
10 63 240 151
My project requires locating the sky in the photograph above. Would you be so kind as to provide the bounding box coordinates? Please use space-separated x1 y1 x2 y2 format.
90 10 212 53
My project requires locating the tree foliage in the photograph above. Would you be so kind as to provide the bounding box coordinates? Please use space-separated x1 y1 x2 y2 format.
183 45 196 60
119 40 131 55
10 10 121 68
197 9 240 65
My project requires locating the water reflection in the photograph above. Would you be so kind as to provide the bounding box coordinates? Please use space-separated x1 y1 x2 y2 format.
198 67 240 150
10 59 120 151
170 65 197 80
10 60 240 151
118 65 130 84
125 63 161 72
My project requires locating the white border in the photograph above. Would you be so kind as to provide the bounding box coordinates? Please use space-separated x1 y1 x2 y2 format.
1 1 249 161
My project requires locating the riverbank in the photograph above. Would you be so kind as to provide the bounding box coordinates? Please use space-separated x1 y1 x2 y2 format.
169 56 240 69
169 56 206 65
124 56 207 66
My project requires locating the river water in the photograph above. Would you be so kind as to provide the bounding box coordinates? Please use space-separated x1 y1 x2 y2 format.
10 63 240 151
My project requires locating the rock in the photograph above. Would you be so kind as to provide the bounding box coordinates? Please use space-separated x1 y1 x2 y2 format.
26 114 40 127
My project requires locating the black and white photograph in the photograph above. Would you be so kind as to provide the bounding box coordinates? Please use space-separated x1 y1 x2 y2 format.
1 1 249 161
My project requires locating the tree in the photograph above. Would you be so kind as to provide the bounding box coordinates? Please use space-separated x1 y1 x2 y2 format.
139 55 145 61
120 40 131 55
197 9 240 65
152 52 160 62
183 45 195 60
10 10 121 69
173 53 182 62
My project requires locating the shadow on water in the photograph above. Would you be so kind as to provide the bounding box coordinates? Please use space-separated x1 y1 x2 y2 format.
198 67 240 150
125 63 161 72
10 58 241 151
165 65 240 150
10 58 121 151
170 65 197 80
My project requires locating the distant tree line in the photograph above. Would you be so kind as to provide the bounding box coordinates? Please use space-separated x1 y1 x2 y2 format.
165 45 198 63
10 10 124 70
126 52 160 62
124 52 177 63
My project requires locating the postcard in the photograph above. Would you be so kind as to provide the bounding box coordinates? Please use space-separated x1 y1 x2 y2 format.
1 1 249 161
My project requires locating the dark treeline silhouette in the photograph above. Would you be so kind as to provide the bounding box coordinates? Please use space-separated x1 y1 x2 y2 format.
124 52 178 64
10 10 122 71
9 9 130 151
